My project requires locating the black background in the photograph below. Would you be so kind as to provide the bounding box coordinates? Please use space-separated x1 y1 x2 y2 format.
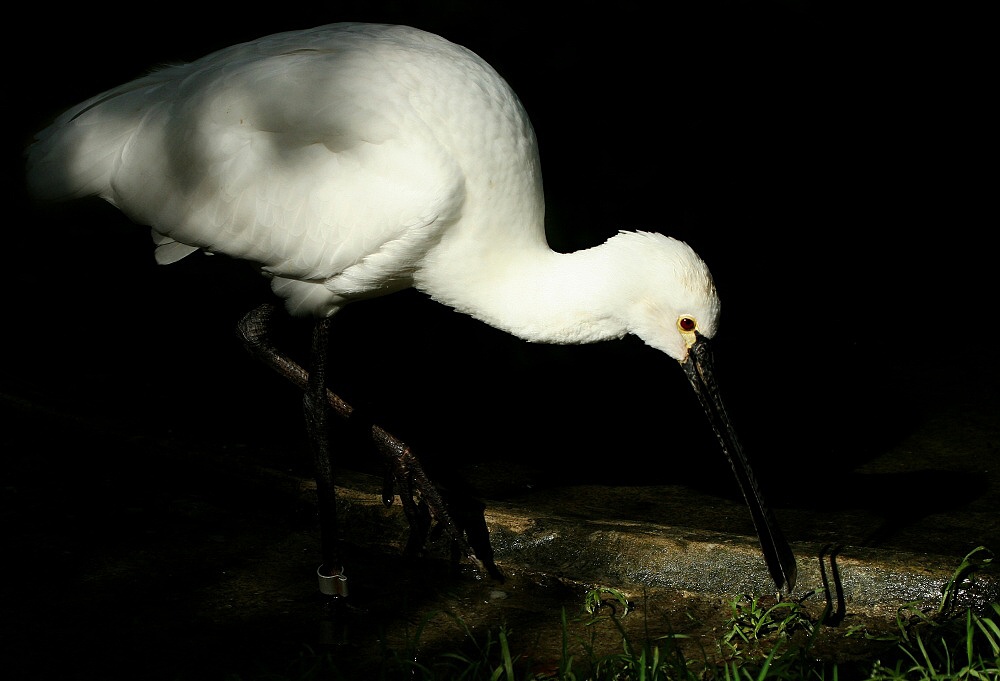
6 1 992 502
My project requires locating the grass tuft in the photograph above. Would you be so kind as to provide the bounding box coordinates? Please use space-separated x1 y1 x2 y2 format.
233 547 1000 680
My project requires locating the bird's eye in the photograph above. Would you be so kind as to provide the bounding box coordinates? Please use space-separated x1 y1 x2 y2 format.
678 316 696 333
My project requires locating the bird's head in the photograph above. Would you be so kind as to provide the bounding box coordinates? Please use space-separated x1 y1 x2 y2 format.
609 230 796 592
610 231 721 363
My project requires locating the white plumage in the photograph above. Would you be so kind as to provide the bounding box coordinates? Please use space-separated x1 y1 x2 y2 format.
27 23 715 356
26 22 795 592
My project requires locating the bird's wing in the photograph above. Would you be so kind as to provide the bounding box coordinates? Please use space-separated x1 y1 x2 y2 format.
28 25 467 285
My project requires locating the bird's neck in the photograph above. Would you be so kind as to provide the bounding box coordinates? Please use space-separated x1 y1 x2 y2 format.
415 237 629 346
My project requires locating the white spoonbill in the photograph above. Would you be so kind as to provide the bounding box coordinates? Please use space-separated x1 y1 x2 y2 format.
25 22 796 595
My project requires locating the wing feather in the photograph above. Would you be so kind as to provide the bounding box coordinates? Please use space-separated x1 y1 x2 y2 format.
27 24 467 298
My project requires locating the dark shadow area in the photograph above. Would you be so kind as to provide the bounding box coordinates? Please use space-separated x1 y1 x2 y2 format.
818 544 847 627
5 2 994 678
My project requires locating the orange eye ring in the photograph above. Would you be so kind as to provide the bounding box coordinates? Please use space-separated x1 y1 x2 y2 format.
678 316 696 333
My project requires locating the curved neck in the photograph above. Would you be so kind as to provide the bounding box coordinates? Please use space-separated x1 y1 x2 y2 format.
415 239 627 345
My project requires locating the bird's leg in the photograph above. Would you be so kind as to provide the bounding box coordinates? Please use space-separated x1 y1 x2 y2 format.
303 316 348 596
237 303 496 581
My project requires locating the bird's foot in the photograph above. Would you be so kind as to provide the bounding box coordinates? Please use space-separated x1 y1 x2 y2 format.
377 436 502 581
238 303 503 581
